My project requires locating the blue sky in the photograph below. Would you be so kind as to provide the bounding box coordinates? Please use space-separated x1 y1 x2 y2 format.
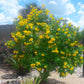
0 0 84 30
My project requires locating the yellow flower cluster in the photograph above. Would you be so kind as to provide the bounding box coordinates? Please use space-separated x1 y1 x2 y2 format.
60 51 65 55
48 38 55 44
23 30 31 36
52 48 59 53
13 50 18 54
12 55 17 58
18 20 27 26
5 40 14 48
37 68 41 71
36 62 40 66
41 53 45 56
70 67 74 70
24 42 32 46
31 64 35 68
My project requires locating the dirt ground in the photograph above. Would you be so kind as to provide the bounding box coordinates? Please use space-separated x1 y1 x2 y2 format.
0 63 84 84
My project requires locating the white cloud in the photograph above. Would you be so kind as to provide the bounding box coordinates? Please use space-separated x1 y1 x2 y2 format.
49 1 57 5
77 2 84 29
0 12 13 25
77 2 82 6
38 0 76 16
78 16 84 28
78 10 84 15
0 0 23 25
0 12 5 20
66 3 76 15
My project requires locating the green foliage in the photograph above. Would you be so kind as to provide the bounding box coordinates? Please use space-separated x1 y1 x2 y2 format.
21 77 42 84
5 4 84 80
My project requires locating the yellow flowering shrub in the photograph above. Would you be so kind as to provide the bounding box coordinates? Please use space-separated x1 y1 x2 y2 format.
5 4 84 79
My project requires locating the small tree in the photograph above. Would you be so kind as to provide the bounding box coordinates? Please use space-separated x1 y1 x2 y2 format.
5 4 84 81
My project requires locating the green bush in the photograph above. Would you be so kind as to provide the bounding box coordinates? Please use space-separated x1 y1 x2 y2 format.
5 4 84 80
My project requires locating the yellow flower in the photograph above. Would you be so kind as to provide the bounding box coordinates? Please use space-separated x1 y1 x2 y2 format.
31 64 35 68
35 27 39 31
63 65 66 68
66 72 68 75
72 53 76 56
60 51 65 54
70 67 74 70
64 32 68 34
61 56 64 59
42 4 45 7
39 35 43 39
69 53 71 56
24 42 29 46
34 51 37 55
70 43 74 46
80 56 83 59
44 65 47 68
23 30 31 36
5 43 7 45
36 62 40 66
37 68 41 71
13 50 18 54
60 17 63 20
67 65 70 68
29 38 33 41
56 33 59 35
61 72 65 76
67 34 70 37
45 35 49 39
41 53 45 56
75 51 78 54
46 29 50 34
12 55 17 58
48 40 53 44
14 38 18 42
51 38 55 41
56 36 58 39
56 21 59 23
52 49 59 53
64 62 67 65
57 28 60 31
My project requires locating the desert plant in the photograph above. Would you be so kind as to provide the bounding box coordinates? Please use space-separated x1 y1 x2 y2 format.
5 4 84 81
21 77 41 84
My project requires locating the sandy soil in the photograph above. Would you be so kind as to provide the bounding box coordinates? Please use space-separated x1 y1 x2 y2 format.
0 63 84 84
